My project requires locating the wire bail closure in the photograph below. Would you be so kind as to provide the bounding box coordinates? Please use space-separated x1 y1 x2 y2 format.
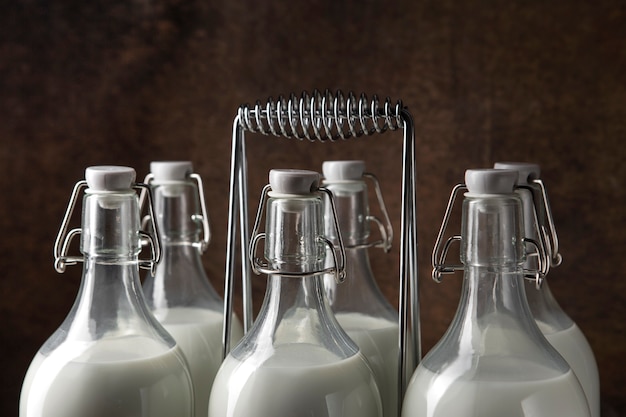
320 172 393 253
531 178 562 268
54 181 162 276
431 183 550 288
141 172 211 254
248 184 347 284
363 173 394 252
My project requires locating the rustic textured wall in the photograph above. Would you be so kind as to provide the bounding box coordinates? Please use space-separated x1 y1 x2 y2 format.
2 1 625 415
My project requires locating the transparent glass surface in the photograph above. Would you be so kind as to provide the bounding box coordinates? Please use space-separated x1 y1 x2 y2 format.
209 190 382 417
323 179 404 417
402 194 590 417
20 191 193 417
143 180 244 417
264 195 326 274
518 187 600 417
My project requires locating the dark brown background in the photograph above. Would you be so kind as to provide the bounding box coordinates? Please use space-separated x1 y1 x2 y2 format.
1 0 625 416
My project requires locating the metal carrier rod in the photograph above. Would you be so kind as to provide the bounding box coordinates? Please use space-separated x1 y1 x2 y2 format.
221 89 420 414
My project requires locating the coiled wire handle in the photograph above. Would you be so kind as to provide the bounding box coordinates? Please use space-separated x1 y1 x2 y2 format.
222 89 420 413
238 90 404 141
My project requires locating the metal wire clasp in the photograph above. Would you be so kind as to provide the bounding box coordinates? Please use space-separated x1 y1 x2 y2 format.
532 179 562 267
431 183 550 287
141 172 211 254
53 181 162 275
54 180 88 273
363 172 393 252
248 184 347 284
431 184 466 282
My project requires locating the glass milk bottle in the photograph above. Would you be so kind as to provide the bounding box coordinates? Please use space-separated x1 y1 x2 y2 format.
494 161 600 417
20 166 193 417
142 161 244 417
321 160 403 417
402 169 590 417
209 169 382 417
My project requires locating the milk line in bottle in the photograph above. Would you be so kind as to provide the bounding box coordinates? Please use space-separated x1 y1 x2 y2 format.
403 168 590 417
141 161 244 417
19 165 193 417
494 161 600 417
209 169 382 417
321 160 410 417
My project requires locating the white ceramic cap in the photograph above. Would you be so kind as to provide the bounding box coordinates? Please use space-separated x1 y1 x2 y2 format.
322 160 365 181
150 161 193 181
269 169 320 194
494 162 540 185
465 169 518 195
85 166 136 191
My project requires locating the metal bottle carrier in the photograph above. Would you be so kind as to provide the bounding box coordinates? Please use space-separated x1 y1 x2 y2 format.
221 89 420 410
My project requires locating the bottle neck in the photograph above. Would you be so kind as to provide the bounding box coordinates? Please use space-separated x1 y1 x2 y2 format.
324 180 369 246
456 194 537 332
266 275 328 322
460 265 532 327
66 191 169 343
325 246 395 318
423 192 568 371
321 181 394 317
264 195 325 274
234 190 357 359
152 181 203 245
433 263 567 366
461 194 525 267
49 253 172 351
142 181 222 310
238 274 356 357
259 194 332 335
80 191 141 258
516 188 574 331
144 242 221 310
77 256 146 325
525 278 573 331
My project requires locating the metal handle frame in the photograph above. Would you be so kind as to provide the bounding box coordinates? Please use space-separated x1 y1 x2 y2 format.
221 89 420 414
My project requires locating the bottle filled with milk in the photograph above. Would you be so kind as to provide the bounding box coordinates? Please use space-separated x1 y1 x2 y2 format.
321 160 409 417
20 166 193 417
141 161 244 417
494 161 600 417
209 169 382 417
402 169 590 417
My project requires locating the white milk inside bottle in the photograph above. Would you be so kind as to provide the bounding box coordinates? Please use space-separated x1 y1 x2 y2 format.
404 362 588 416
539 321 600 415
152 307 244 404
402 317 591 416
334 313 398 414
210 343 380 417
21 337 191 417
